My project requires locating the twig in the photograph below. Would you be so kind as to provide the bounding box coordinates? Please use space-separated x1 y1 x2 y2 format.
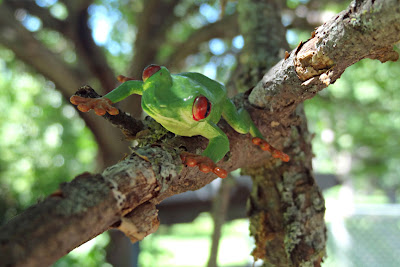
73 85 145 138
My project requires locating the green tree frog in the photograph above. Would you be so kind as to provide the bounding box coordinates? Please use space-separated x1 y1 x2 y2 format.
70 65 289 178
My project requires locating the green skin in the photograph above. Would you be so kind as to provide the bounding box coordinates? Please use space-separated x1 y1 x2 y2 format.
103 66 265 163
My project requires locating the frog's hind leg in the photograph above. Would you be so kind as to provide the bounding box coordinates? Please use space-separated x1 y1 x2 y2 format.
220 98 261 136
181 122 229 178
221 98 289 162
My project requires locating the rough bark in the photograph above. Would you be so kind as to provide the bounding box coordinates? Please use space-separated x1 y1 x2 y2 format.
246 104 326 266
0 125 270 267
233 0 325 266
245 1 399 266
249 0 400 110
0 0 399 266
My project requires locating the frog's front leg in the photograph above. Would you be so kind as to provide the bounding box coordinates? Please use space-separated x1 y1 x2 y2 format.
70 79 144 116
221 98 289 162
181 122 229 178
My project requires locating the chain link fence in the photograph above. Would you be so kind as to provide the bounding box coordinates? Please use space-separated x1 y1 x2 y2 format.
324 204 400 267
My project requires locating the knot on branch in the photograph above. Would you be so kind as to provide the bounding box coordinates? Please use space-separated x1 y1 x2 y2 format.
294 38 335 82
114 202 160 243
367 46 399 63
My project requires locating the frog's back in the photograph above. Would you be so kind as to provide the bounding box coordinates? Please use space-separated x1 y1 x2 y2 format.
175 72 226 101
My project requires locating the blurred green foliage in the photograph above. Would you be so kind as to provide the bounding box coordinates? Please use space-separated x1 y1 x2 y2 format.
139 213 253 267
0 46 99 264
54 232 111 267
305 58 400 200
0 46 98 223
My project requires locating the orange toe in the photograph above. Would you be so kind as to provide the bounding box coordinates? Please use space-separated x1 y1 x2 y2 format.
252 137 262 145
180 152 227 178
252 138 289 162
77 104 90 112
214 167 227 178
281 154 290 162
186 158 197 167
199 163 212 173
108 107 119 115
94 108 106 116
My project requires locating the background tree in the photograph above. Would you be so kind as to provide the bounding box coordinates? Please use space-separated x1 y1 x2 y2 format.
0 0 399 266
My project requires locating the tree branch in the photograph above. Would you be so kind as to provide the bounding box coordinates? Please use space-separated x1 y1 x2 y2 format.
0 128 268 266
120 0 181 119
74 86 144 138
129 0 181 76
4 0 68 35
233 1 320 266
165 13 239 69
4 0 116 91
66 0 116 91
0 4 86 97
249 0 400 111
60 0 94 15
1 0 399 266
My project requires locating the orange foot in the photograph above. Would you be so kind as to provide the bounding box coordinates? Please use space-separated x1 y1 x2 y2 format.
252 137 290 162
180 152 227 178
70 95 119 116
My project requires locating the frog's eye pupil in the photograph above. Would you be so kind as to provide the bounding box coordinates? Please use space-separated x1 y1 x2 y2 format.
193 96 211 121
143 65 161 81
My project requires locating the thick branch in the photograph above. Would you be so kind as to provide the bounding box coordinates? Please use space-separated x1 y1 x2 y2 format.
233 1 323 266
245 2 399 263
0 122 271 266
67 1 116 91
249 0 400 111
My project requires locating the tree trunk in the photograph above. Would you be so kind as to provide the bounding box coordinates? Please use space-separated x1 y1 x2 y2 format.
234 1 326 266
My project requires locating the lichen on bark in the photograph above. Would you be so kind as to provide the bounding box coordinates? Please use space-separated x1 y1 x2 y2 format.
236 1 327 266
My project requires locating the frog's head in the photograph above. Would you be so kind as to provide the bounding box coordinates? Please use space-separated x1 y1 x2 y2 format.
142 64 172 90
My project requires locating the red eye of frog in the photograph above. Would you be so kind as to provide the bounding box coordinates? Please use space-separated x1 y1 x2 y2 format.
143 64 161 81
192 96 212 121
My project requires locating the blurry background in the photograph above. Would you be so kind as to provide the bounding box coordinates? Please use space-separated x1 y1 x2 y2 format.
0 0 399 266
